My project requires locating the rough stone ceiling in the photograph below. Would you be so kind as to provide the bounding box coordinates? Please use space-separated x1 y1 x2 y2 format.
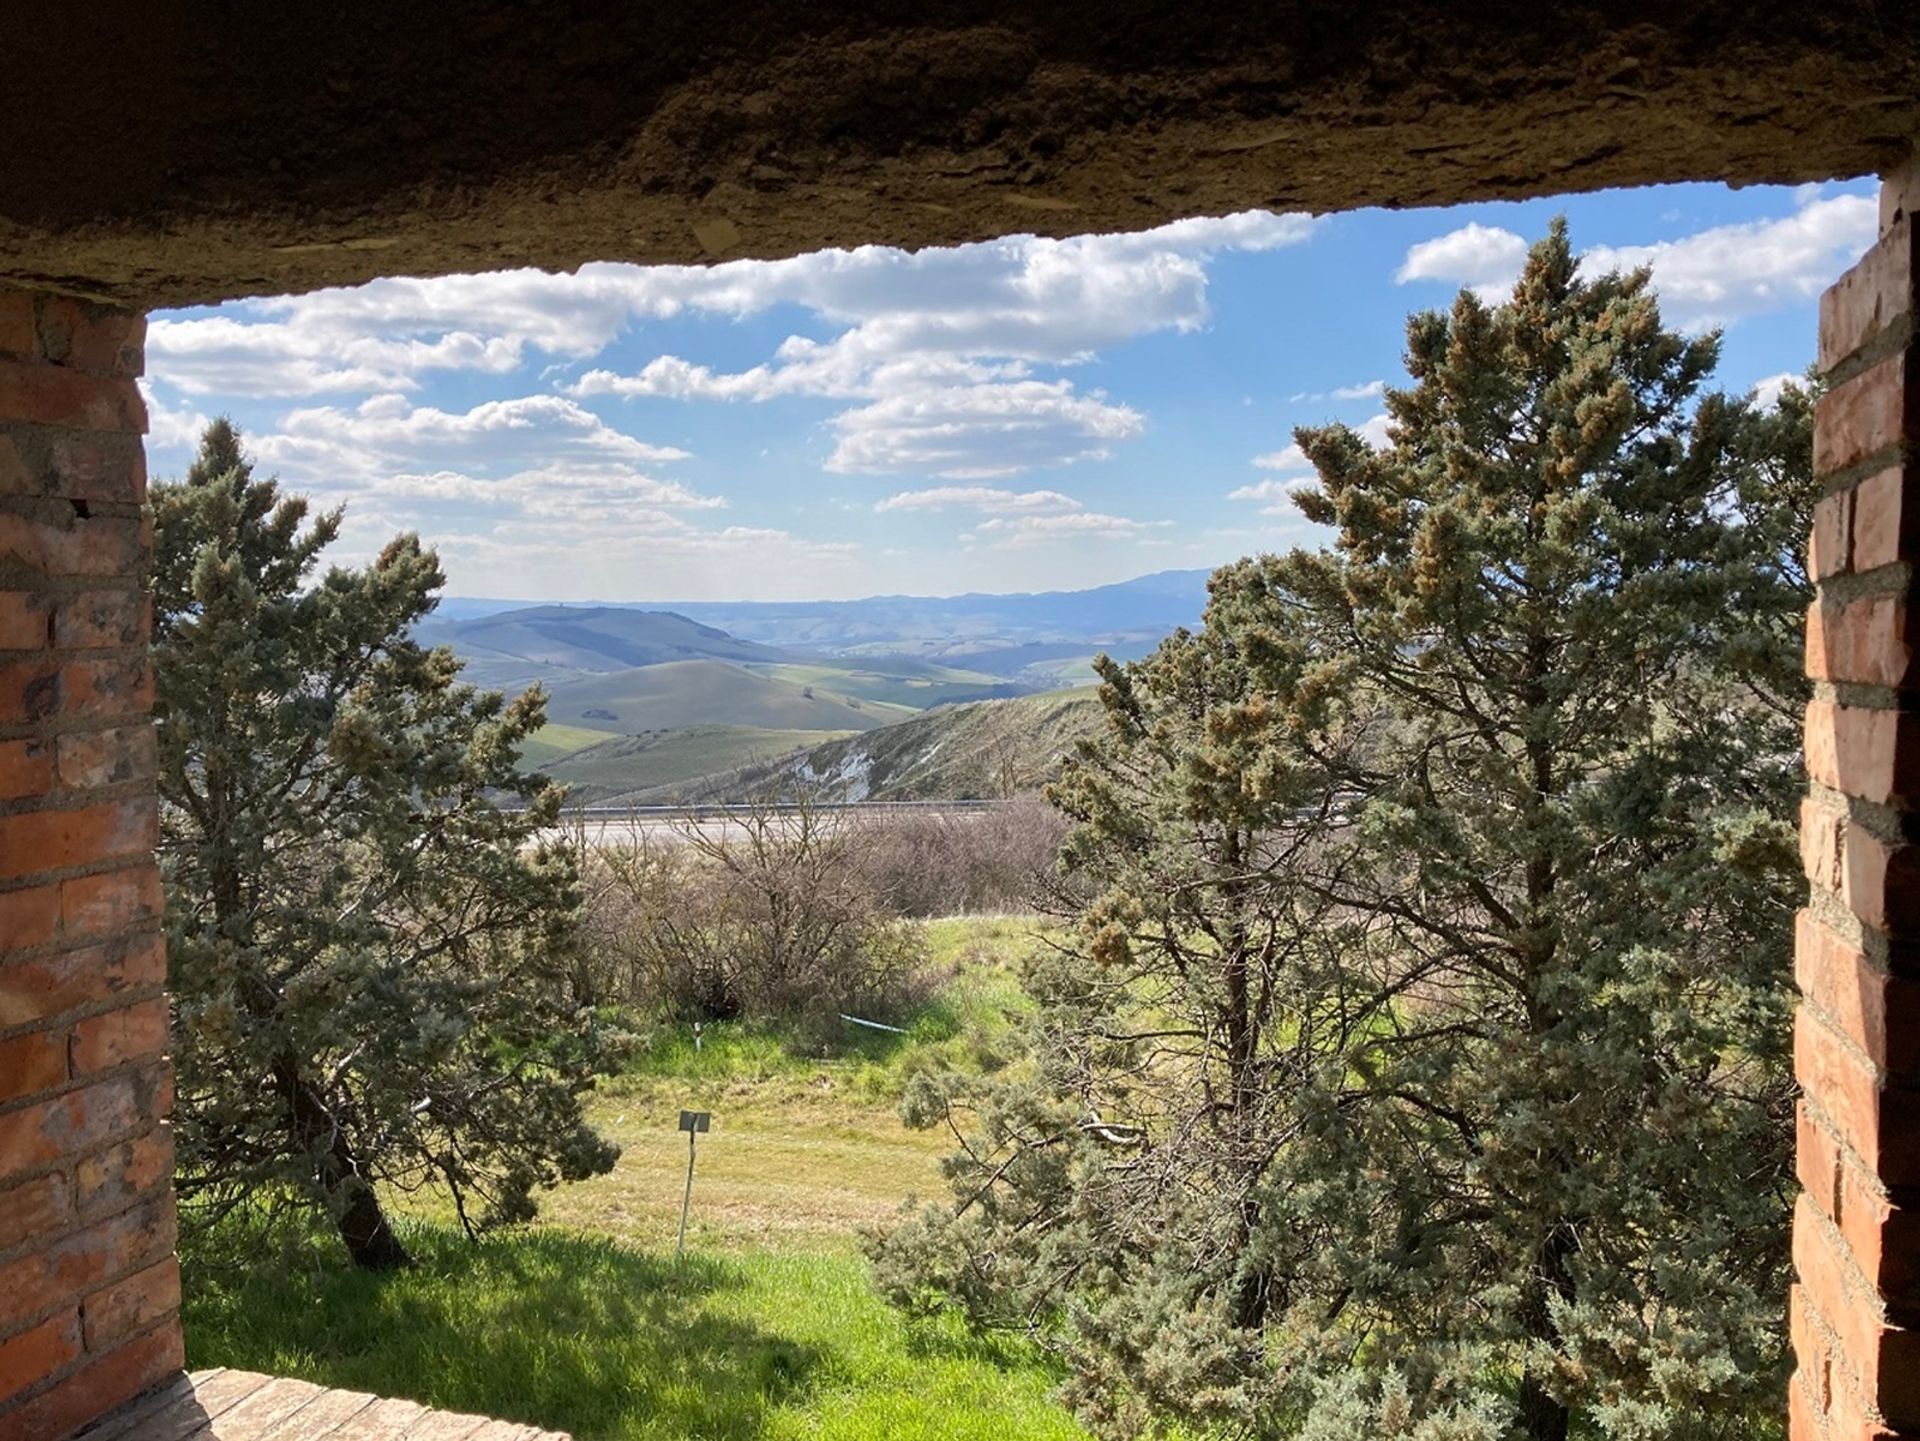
3 2 1916 308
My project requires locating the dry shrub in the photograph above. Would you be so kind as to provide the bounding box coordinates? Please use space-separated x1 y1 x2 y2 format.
855 795 1068 917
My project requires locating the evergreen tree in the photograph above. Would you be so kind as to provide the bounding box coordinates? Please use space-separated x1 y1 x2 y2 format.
872 225 1810 1440
154 420 618 1268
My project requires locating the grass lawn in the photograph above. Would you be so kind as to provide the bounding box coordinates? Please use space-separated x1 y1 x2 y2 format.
181 916 1082 1441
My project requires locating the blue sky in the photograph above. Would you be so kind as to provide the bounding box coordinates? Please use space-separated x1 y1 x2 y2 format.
141 180 1873 602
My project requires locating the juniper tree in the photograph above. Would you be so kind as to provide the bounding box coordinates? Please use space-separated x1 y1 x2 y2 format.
872 225 1811 1440
154 420 618 1268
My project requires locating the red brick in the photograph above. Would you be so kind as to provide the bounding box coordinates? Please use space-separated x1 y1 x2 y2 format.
0 1318 184 1441
0 360 144 435
0 886 60 954
32 302 144 380
1813 486 1856 581
74 1128 171 1220
1821 215 1918 372
0 659 59 726
69 998 169 1078
0 509 149 579
59 867 162 941
0 1312 79 1405
0 1031 66 1105
1808 594 1920 689
55 725 156 792
0 1075 144 1179
41 434 146 505
0 439 28 500
1797 1193 1920 1428
1817 350 1920 481
0 738 54 802
1851 465 1920 575
52 590 147 651
0 798 157 881
0 592 52 651
1799 1006 1920 1188
1805 700 1920 810
0 1172 70 1252
1800 1104 1920 1309
0 936 164 1029
0 1195 173 1337
80 1257 177 1352
1840 827 1920 940
0 296 33 360
1800 912 1920 1074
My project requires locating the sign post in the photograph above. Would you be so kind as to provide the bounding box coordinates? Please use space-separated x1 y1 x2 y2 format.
676 1109 711 1257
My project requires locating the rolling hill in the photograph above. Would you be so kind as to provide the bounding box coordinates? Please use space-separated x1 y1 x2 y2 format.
540 725 861 800
539 659 909 733
419 605 788 692
610 689 1106 805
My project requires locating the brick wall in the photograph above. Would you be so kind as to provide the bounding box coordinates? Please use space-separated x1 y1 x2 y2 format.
1794 167 1920 1441
0 292 181 1440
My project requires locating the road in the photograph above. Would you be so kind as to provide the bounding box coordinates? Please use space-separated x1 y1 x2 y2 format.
536 800 1011 848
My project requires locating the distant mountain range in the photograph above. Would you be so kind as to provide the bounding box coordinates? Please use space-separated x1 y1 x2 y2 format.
420 569 1208 800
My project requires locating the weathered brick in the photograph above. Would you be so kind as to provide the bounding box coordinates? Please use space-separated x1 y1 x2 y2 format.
69 998 169 1078
0 360 145 435
1822 215 1919 373
0 738 54 802
0 593 52 652
55 725 156 792
0 509 150 580
59 867 162 942
0 439 28 501
32 302 144 380
0 935 165 1031
0 1172 70 1253
1804 699 1920 809
1796 1193 1920 1428
52 590 147 651
1800 1104 1920 1309
1803 795 1847 894
0 886 60 954
0 296 34 361
0 1318 184 1441
80 1257 176 1352
0 1312 79 1405
0 1076 144 1179
41 433 146 505
1816 350 1920 481
0 798 157 881
1813 485 1857 581
1799 912 1920 1075
0 1031 66 1106
0 1196 173 1340
73 1128 171 1220
1808 594 1920 689
1840 826 1920 940
1798 1006 1920 1188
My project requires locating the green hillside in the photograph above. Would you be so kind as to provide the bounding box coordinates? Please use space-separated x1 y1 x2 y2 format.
743 660 1025 710
630 689 1104 804
516 722 622 767
542 725 857 801
540 659 912 733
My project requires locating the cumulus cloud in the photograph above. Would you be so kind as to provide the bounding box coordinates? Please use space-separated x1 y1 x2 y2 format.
972 511 1170 548
1395 189 1875 326
1749 371 1803 410
874 486 1083 514
1242 414 1390 503
139 382 211 455
1396 223 1531 301
826 381 1143 478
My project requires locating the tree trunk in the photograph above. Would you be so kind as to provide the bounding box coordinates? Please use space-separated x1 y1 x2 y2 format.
1516 1369 1570 1441
332 1162 411 1270
275 1051 412 1270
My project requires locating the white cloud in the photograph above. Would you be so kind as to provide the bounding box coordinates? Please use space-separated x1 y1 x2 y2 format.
825 381 1144 479
1252 444 1311 473
1582 191 1875 327
874 486 1083 515
1333 379 1386 400
974 511 1170 548
1749 372 1802 410
1243 414 1389 500
1396 223 1530 301
139 382 211 454
1394 190 1876 327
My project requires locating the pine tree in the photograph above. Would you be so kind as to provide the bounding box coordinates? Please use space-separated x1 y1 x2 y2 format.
154 420 618 1268
872 225 1810 1440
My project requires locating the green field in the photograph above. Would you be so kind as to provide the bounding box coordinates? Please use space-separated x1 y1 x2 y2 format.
540 660 913 733
744 661 1016 712
542 725 856 802
180 918 1083 1441
517 721 623 767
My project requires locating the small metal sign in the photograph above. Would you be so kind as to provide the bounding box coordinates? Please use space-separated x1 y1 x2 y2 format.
676 1109 712 1256
679 1110 711 1133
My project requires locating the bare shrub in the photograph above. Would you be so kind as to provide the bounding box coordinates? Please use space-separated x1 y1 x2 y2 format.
856 794 1068 917
579 798 934 1034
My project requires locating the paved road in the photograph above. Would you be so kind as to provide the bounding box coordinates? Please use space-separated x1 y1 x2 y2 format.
538 801 1010 849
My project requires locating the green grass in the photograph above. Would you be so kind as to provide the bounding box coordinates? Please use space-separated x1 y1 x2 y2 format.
539 660 904 734
518 722 624 767
543 725 855 802
745 661 1010 713
183 1223 1083 1441
182 916 1082 1441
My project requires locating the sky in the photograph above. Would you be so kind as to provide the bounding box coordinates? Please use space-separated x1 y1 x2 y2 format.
141 180 1875 602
